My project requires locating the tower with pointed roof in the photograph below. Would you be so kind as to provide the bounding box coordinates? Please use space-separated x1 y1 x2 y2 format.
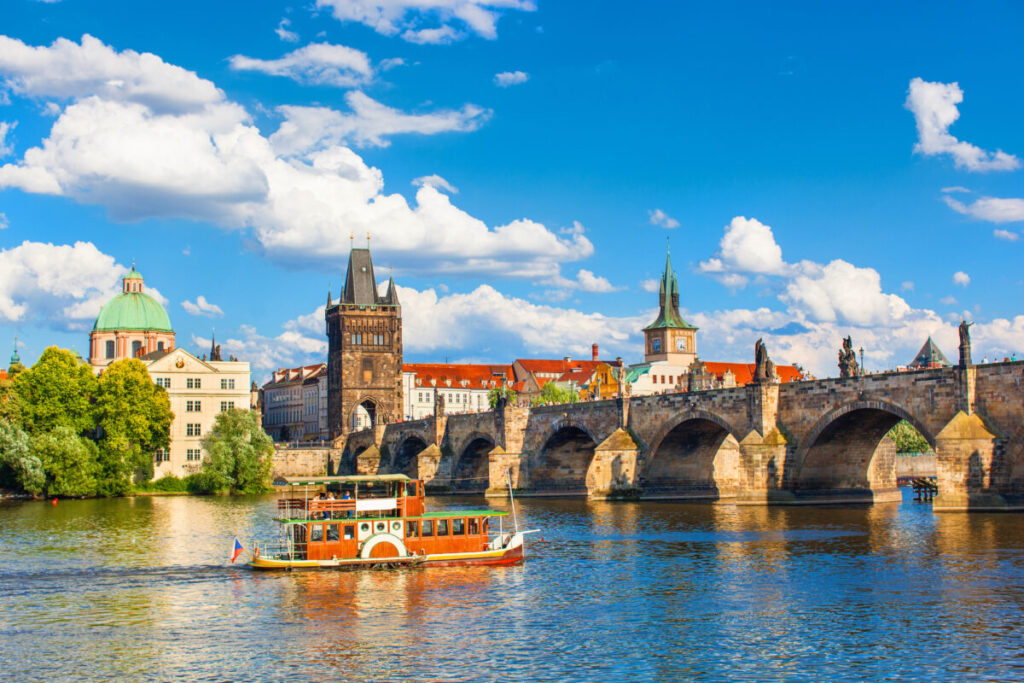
325 246 403 438
643 246 698 367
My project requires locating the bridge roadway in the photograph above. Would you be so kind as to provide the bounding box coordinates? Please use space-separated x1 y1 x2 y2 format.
331 361 1024 512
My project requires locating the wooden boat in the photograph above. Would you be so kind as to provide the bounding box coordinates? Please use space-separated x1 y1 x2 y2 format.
247 474 535 570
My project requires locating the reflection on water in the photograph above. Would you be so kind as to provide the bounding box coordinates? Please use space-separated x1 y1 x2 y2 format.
2 490 1023 681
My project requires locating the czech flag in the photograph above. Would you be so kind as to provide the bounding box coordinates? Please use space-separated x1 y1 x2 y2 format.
230 537 244 563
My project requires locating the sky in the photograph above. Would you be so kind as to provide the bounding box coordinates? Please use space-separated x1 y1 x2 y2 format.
1 0 1023 380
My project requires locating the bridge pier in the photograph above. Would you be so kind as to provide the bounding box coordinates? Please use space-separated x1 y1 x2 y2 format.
735 428 794 505
933 411 1017 511
485 446 522 497
587 429 640 500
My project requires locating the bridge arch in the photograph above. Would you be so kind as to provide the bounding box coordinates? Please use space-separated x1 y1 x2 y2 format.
530 421 601 495
791 399 934 499
391 434 428 478
452 432 495 492
642 410 743 499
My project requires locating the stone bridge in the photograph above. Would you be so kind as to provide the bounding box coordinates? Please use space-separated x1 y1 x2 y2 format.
330 361 1024 512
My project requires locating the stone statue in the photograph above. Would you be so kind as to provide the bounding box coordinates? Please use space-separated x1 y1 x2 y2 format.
753 338 769 383
838 336 859 378
434 388 446 417
958 320 973 368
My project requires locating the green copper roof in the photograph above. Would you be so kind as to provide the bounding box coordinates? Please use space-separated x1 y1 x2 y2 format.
124 265 143 280
93 291 173 332
624 364 651 384
644 247 696 331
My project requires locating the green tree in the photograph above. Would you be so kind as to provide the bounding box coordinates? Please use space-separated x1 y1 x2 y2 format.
31 426 99 497
198 409 274 494
94 359 173 488
487 385 518 409
14 347 98 436
887 420 930 454
532 381 580 406
0 376 26 428
0 418 44 494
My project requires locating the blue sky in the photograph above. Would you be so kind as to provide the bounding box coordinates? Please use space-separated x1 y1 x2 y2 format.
1 0 1022 379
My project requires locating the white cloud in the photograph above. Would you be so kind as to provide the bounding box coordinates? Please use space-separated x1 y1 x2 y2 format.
275 18 300 42
0 121 13 157
993 229 1020 242
640 278 659 293
229 43 373 88
194 324 328 379
378 57 405 71
953 271 970 287
573 269 616 293
270 92 490 151
782 259 911 327
0 36 589 282
943 193 1024 224
905 77 1020 172
698 216 787 283
0 212 7 230
901 281 914 291
648 208 679 229
412 173 457 194
494 70 528 87
315 0 536 43
940 295 958 305
181 295 224 318
941 186 971 194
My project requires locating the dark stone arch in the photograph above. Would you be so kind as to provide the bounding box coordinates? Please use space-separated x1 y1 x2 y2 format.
641 414 741 499
453 433 495 492
392 435 428 478
530 425 598 495
791 399 932 501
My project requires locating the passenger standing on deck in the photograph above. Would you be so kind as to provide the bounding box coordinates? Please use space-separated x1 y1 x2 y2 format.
341 490 353 518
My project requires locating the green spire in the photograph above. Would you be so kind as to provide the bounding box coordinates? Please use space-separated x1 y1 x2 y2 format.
10 335 20 365
644 241 696 331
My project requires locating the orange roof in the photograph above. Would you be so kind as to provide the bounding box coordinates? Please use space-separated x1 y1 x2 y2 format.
404 363 516 390
517 358 623 375
0 369 7 381
702 362 804 385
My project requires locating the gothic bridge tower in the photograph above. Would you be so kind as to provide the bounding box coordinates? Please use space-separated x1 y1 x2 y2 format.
325 247 403 438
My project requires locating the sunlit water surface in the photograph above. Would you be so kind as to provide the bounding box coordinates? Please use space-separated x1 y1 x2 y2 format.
1 491 1023 681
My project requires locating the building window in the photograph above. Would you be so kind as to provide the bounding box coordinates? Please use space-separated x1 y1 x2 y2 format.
157 341 165 351
186 449 202 462
220 401 235 412
105 340 115 359
187 378 202 389
186 423 201 437
220 379 235 390
154 448 168 463
131 340 143 357
155 377 170 388
361 358 373 384
652 338 661 352
186 400 201 412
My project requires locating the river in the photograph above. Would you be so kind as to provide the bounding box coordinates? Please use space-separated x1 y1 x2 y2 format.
1 491 1022 681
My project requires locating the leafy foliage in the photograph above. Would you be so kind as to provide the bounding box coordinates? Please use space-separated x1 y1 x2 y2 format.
887 420 931 454
487 385 518 409
31 426 100 497
198 409 273 494
136 474 187 493
14 347 98 436
532 381 580 406
0 418 44 494
0 377 26 429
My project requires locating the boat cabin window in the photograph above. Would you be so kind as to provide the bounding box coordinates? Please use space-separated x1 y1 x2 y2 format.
359 522 371 535
373 521 388 534
406 482 417 497
468 518 479 535
326 524 339 542
452 519 465 535
482 518 489 533
310 524 323 542
344 525 355 540
421 520 434 537
406 520 418 537
437 519 449 536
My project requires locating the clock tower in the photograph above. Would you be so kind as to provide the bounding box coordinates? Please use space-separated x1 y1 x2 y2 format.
643 246 698 367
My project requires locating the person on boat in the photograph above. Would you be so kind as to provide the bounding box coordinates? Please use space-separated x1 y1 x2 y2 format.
325 491 336 519
341 490 353 518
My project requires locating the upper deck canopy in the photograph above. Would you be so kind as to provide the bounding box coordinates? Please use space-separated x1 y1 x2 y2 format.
273 474 412 487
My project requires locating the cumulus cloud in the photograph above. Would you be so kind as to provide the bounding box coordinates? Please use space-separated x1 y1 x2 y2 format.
181 295 224 318
315 0 536 43
698 216 787 285
494 70 528 87
270 92 490 151
640 278 659 293
412 173 458 194
943 193 1024 224
901 281 914 291
229 43 373 88
0 121 13 157
953 271 970 287
993 229 1020 242
275 18 300 42
905 77 1020 172
648 208 679 229
940 295 958 305
0 34 591 282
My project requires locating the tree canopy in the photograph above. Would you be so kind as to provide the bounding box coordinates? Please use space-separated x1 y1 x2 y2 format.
31 425 99 497
14 347 97 436
0 418 44 494
487 385 518 409
532 381 580 406
196 409 273 494
887 420 931 454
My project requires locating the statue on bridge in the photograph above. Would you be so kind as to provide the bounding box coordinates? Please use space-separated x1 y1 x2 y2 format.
753 338 776 384
838 336 860 378
959 320 973 368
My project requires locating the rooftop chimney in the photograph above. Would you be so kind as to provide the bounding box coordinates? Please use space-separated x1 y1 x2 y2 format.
592 343 599 361
563 356 571 363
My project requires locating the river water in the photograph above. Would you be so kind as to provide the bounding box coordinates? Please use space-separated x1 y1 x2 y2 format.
1 491 1022 682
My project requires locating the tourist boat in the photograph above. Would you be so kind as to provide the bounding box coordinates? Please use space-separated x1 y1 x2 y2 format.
246 474 535 570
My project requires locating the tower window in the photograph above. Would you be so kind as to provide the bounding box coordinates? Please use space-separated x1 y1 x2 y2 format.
132 341 143 357
105 340 115 359
362 358 373 384
652 338 661 352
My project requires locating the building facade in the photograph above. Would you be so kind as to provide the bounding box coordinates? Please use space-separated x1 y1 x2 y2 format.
89 266 176 371
325 247 403 437
402 363 518 419
260 363 328 441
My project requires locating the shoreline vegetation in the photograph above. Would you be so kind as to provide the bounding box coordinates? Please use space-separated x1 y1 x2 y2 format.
0 346 274 501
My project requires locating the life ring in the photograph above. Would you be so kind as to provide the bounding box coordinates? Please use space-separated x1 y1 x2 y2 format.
359 533 408 559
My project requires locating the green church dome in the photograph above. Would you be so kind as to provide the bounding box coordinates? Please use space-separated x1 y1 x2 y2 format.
93 291 173 332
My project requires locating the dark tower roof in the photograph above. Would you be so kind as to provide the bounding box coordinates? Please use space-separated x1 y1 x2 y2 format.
908 336 951 368
341 248 384 306
644 246 696 331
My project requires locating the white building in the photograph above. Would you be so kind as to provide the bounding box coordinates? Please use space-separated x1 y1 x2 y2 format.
402 363 517 420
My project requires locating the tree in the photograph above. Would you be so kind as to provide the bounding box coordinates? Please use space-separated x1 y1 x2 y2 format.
0 376 26 428
487 386 518 409
887 420 931 454
14 347 98 436
533 381 580 406
198 409 274 494
0 418 44 494
94 359 173 488
31 426 99 497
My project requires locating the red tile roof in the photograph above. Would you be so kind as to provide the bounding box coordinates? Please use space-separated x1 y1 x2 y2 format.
404 363 516 390
702 362 804 385
0 369 6 381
